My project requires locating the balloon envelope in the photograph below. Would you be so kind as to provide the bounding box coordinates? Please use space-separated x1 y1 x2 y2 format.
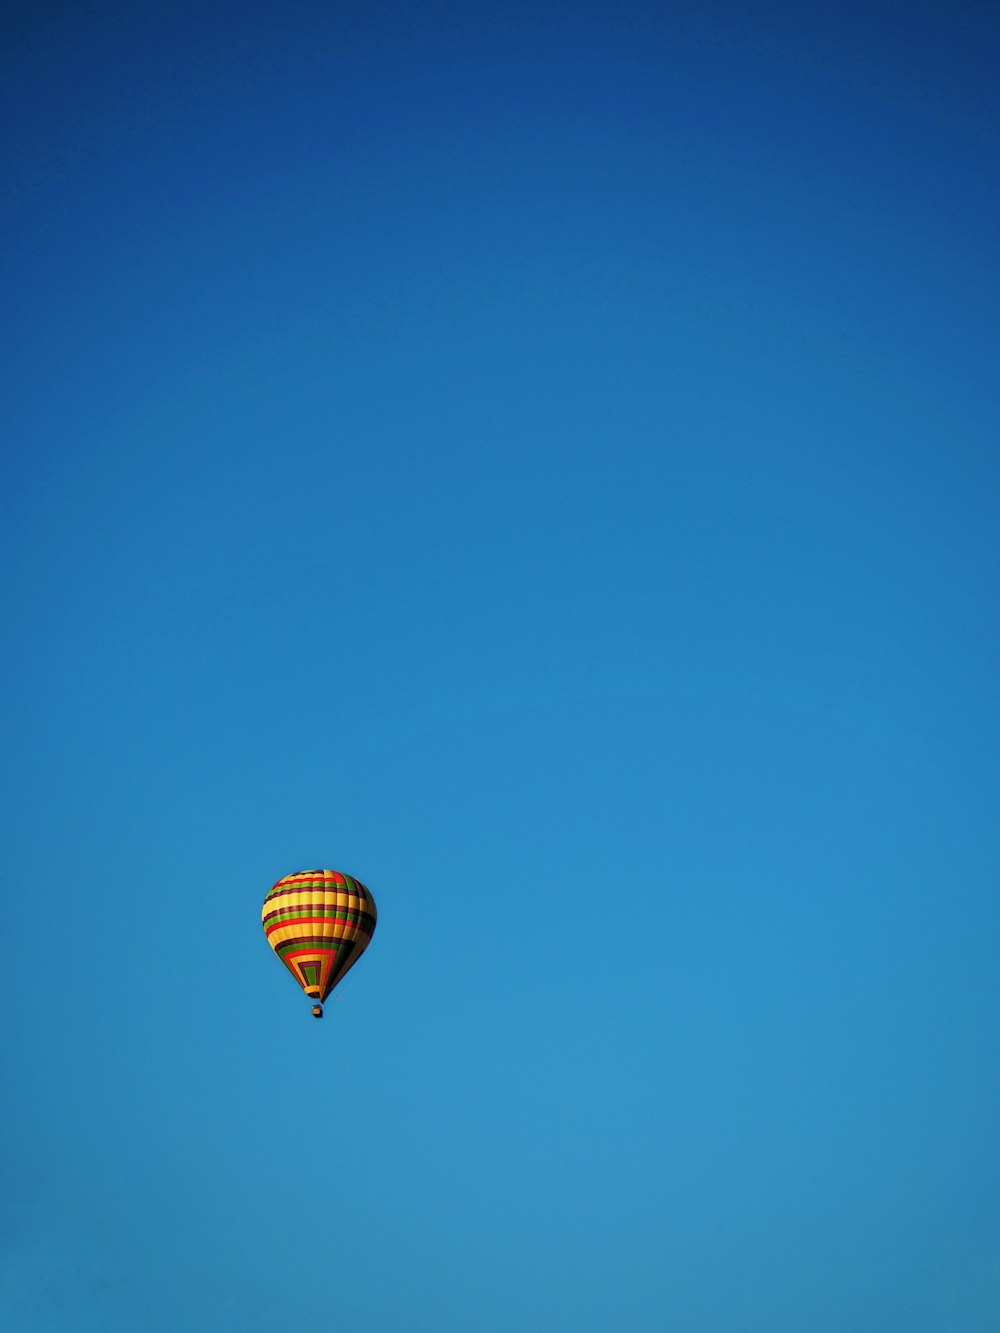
262 869 377 1007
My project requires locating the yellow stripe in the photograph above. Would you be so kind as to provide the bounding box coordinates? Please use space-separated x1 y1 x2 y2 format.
261 889 368 923
266 921 359 947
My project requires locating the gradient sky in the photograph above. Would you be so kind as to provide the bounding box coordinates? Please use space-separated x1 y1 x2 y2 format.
3 3 999 1330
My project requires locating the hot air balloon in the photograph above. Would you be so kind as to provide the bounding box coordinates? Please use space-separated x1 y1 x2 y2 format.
262 869 377 1018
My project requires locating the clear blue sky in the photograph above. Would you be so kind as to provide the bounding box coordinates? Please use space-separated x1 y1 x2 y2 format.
3 2 999 1329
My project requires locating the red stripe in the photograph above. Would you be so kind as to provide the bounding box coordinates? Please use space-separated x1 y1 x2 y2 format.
283 947 337 961
266 915 356 938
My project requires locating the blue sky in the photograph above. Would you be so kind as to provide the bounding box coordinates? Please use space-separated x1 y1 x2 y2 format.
2 2 999 1329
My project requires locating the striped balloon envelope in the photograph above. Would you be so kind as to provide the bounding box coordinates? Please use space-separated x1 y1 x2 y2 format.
262 869 377 1018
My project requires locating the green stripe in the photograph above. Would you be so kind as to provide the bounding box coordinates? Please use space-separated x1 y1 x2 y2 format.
276 940 353 959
